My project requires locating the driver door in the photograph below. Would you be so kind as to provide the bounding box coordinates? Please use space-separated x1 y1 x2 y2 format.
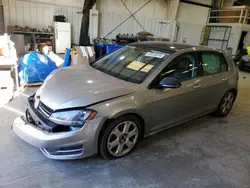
150 52 205 132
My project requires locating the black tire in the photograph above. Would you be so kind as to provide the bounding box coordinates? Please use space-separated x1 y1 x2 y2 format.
214 91 236 117
99 115 142 160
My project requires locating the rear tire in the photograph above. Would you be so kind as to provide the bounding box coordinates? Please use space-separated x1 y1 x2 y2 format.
99 115 142 160
214 91 236 117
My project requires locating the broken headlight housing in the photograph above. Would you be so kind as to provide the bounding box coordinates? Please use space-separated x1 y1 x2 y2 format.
49 109 97 127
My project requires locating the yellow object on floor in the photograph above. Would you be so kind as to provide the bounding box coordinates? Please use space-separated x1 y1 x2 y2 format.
247 46 250 54
70 49 77 55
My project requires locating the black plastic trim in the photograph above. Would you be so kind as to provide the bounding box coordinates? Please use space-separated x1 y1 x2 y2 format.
180 0 212 8
27 96 71 133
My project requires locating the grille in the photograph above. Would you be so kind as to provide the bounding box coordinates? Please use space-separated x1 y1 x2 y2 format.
28 96 70 133
37 102 53 117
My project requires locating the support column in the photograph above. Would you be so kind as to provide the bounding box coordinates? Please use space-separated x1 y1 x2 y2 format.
167 0 180 21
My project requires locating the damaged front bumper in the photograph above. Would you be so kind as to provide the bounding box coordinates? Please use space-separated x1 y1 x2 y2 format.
12 101 105 160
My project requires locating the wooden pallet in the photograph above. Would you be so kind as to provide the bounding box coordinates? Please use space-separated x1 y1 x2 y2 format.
23 82 43 88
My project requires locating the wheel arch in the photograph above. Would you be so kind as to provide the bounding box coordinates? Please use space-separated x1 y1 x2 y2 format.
228 88 238 98
97 112 145 152
217 88 237 108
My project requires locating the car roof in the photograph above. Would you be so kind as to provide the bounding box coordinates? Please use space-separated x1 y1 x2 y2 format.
129 41 218 53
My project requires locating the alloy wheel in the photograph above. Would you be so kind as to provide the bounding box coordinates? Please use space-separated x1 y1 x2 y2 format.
107 121 139 157
220 92 235 115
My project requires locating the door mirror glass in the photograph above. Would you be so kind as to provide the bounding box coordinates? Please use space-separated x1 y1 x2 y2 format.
159 77 182 88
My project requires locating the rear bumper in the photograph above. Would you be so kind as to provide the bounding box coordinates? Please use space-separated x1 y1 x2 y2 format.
13 116 105 160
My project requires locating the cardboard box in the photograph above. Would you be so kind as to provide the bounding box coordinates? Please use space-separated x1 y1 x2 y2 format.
85 46 96 62
71 46 90 66
71 46 96 66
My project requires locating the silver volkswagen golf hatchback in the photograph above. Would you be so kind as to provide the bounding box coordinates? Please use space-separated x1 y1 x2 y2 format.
13 42 238 160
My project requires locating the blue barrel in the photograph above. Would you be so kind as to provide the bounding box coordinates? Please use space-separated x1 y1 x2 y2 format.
63 48 71 67
95 43 105 58
105 44 123 54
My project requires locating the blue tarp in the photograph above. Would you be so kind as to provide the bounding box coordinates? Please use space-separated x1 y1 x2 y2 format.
18 52 58 83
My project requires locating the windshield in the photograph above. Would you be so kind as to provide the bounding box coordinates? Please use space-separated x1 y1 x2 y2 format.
90 46 170 84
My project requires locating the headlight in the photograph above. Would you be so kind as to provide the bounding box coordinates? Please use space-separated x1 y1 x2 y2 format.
49 109 97 127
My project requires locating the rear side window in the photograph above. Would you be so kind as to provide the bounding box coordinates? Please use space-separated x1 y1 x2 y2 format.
201 52 228 76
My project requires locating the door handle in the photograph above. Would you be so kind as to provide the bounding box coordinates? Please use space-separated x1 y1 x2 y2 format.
193 84 202 89
221 77 228 81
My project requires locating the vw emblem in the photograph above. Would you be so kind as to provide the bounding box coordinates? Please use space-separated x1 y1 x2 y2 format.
34 96 40 109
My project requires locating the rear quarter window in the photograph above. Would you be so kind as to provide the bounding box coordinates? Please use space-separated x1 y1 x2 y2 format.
201 52 228 76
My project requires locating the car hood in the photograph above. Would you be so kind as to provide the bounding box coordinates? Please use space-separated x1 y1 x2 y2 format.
37 65 137 110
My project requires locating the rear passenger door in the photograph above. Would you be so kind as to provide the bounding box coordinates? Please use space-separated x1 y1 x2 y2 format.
198 51 229 111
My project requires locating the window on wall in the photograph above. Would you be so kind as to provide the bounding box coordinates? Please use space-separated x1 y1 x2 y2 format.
201 52 228 76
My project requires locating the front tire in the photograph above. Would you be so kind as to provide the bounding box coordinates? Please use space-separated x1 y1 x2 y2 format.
214 91 236 117
99 115 142 160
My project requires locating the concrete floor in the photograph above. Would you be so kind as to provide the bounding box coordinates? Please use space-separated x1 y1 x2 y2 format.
0 71 250 188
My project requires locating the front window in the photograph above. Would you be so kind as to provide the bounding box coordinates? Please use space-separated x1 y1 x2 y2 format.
160 52 200 82
90 46 170 84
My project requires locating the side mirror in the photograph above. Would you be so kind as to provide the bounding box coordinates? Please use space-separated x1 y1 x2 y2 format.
159 77 181 88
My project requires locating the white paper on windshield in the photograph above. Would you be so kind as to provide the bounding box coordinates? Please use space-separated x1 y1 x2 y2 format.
141 64 154 72
145 52 165 58
127 61 145 71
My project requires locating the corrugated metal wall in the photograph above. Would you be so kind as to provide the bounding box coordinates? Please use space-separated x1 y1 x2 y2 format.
2 0 82 44
97 0 169 20
2 0 205 46
97 0 205 44
98 12 204 45
176 2 210 25
177 22 204 45
99 12 176 40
